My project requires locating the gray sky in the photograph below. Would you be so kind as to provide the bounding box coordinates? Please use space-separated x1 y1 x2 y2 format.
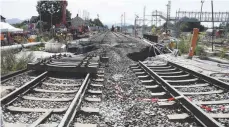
1 0 229 26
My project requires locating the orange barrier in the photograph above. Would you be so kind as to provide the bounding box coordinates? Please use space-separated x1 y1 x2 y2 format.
188 28 199 58
0 34 4 41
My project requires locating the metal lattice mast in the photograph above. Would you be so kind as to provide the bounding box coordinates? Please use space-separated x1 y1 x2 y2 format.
166 0 171 31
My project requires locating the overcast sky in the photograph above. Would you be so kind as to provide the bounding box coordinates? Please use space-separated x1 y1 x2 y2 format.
1 0 229 27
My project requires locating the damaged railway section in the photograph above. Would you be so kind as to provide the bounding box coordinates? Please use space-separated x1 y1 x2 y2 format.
1 31 228 127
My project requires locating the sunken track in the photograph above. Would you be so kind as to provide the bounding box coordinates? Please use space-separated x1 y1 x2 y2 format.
130 60 229 127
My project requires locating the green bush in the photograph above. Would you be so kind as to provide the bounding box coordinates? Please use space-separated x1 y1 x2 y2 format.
1 51 35 75
178 36 190 54
219 47 228 58
195 45 205 56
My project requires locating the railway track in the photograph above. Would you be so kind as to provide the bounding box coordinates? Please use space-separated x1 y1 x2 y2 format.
1 71 86 126
89 31 108 43
1 53 106 127
130 59 229 127
1 70 43 98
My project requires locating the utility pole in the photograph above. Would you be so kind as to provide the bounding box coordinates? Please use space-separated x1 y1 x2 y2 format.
156 10 158 27
151 11 153 27
124 12 126 34
134 15 139 37
39 8 42 34
121 14 123 32
211 0 214 52
166 1 171 32
143 6 146 35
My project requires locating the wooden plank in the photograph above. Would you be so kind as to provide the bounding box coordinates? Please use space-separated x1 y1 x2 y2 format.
160 74 190 78
209 113 229 118
153 68 177 72
173 83 209 88
182 90 223 95
194 100 229 105
43 82 81 87
7 106 67 113
29 110 53 127
166 78 198 83
157 71 183 75
33 88 78 94
23 96 73 102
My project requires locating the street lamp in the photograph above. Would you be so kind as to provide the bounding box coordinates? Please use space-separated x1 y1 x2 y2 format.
200 0 205 22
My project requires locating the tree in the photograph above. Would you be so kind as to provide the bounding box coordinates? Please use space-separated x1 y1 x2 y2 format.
93 18 103 27
176 17 205 32
36 0 71 30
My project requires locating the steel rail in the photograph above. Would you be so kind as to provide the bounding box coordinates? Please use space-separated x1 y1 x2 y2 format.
0 71 48 105
138 61 222 127
58 73 91 127
100 31 109 43
1 69 28 82
168 61 229 90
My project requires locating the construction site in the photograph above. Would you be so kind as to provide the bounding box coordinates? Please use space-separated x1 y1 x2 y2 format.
0 0 229 127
